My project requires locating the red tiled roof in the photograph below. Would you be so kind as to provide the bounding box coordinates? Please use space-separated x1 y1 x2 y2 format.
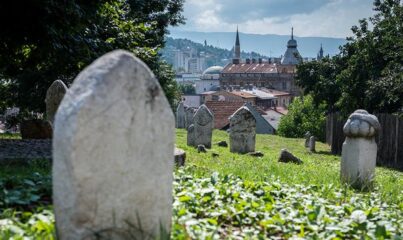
228 91 257 99
222 63 279 74
260 88 292 96
205 101 244 129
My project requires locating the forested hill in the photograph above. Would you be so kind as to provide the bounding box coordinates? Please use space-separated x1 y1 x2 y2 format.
161 37 269 68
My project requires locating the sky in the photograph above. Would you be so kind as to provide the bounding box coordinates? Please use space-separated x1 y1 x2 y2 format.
174 0 375 38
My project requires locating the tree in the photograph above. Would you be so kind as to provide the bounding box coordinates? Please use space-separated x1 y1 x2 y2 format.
277 95 327 141
0 0 184 112
296 0 402 114
179 84 196 95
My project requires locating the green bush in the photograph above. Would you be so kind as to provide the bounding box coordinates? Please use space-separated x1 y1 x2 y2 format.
278 95 327 141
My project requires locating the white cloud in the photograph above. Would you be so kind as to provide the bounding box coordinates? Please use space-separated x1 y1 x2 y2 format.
179 0 374 38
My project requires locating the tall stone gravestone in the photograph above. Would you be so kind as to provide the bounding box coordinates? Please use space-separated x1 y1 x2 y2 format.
341 110 380 188
304 131 311 148
53 50 175 239
229 106 256 153
187 124 195 147
45 80 68 124
193 104 214 148
309 136 316 152
185 107 195 129
176 102 186 128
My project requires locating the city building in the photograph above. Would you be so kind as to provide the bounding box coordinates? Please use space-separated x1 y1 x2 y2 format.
195 66 223 94
220 28 302 96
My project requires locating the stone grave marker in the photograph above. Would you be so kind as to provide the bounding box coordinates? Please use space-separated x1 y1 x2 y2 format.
193 104 214 148
187 124 195 147
45 79 68 124
53 50 175 239
185 107 195 129
304 131 311 148
309 136 316 152
341 110 380 189
229 106 256 153
176 102 186 128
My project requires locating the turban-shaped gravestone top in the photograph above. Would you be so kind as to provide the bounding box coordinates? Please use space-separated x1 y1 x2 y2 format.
53 50 175 240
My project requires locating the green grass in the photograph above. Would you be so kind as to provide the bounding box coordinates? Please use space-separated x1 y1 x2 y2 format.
176 129 403 205
0 130 401 239
0 133 21 139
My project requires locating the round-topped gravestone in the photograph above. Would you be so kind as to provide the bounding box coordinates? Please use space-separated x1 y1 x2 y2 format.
53 50 175 239
341 109 380 188
193 104 214 148
45 80 68 124
229 106 256 154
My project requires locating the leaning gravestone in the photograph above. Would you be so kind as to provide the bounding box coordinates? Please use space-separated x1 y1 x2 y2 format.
53 50 175 239
185 107 195 129
193 104 214 148
309 136 316 152
229 106 256 153
341 110 380 189
176 102 186 128
45 80 68 124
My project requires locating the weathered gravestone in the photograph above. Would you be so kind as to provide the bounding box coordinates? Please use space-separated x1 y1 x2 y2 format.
20 119 52 139
309 136 316 152
45 80 68 124
341 110 380 189
174 148 186 167
185 107 195 129
278 149 303 164
304 131 311 148
53 50 175 239
229 106 256 154
187 124 195 147
193 104 214 148
176 102 186 128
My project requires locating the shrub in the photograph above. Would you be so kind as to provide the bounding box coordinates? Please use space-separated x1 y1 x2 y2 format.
278 95 326 141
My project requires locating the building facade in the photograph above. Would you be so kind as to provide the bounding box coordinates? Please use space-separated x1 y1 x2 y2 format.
220 28 302 96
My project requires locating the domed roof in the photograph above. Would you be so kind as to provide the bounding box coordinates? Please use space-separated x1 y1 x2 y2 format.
287 39 297 48
202 66 223 75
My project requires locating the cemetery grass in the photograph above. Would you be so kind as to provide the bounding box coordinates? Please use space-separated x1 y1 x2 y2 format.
0 130 402 239
176 129 403 205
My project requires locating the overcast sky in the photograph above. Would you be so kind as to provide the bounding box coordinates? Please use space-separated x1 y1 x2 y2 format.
175 0 375 38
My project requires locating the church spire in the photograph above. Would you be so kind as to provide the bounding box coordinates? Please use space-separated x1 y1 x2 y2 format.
317 43 324 60
234 26 241 61
291 27 294 40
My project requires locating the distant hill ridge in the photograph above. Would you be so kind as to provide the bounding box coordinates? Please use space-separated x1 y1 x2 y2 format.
168 30 346 58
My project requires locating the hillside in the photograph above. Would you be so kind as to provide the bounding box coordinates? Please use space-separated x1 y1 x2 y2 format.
161 37 269 68
169 30 347 58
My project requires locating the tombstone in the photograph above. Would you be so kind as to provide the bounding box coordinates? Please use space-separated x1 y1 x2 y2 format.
193 104 214 148
45 80 68 124
174 148 186 167
187 124 195 147
185 107 195 129
341 110 380 189
176 102 186 128
229 106 256 154
20 119 52 139
304 131 311 148
309 136 316 152
53 50 175 239
278 149 303 164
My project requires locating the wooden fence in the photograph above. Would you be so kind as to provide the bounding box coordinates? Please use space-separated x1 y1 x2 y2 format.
326 112 403 170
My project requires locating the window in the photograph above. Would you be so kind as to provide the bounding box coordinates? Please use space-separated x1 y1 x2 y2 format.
282 82 287 90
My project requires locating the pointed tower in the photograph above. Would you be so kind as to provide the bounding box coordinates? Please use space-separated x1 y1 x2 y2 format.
233 26 241 63
317 44 324 60
281 27 302 65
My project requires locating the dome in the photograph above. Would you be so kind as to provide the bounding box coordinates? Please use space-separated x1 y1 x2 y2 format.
202 66 223 75
287 39 297 48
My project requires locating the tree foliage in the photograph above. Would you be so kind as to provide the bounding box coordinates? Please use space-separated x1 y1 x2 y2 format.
277 95 327 141
0 0 184 112
296 0 402 114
